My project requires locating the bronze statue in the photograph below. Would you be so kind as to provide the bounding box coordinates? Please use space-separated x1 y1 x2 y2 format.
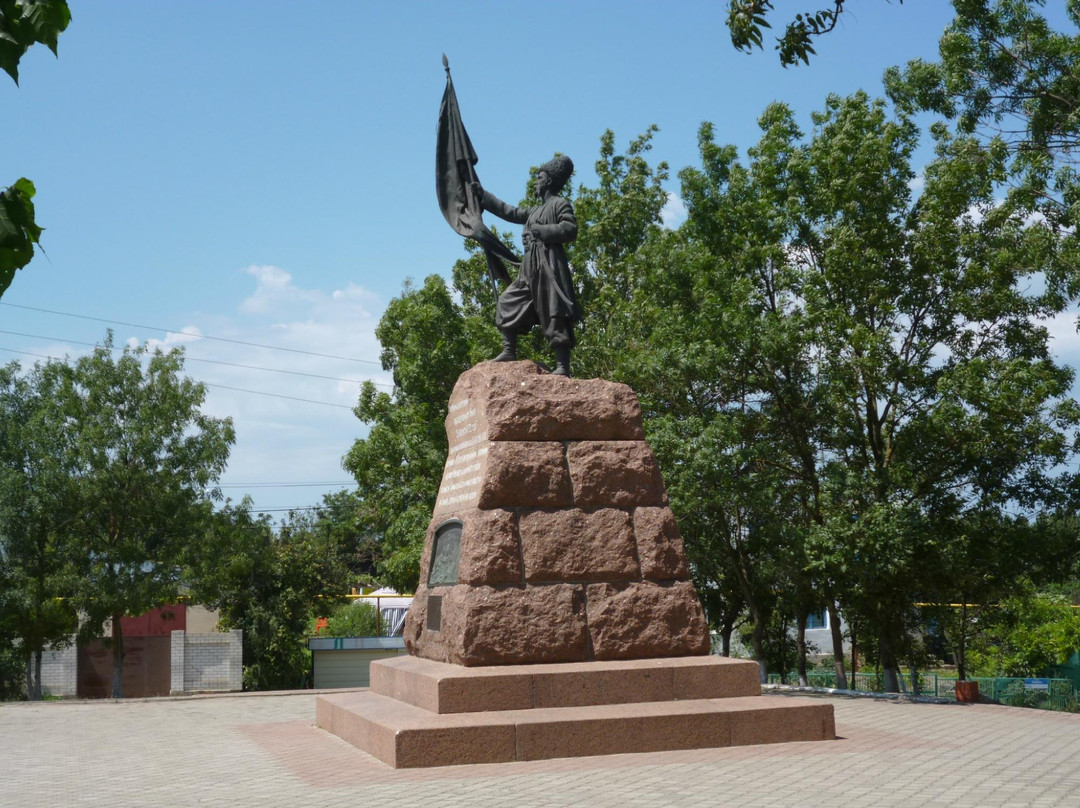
436 57 580 377
471 158 579 376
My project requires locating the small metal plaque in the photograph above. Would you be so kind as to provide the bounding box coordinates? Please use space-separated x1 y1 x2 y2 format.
428 520 462 586
426 595 442 632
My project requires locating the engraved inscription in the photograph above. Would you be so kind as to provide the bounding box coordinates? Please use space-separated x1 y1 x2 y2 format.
435 443 488 511
428 520 462 586
436 395 490 513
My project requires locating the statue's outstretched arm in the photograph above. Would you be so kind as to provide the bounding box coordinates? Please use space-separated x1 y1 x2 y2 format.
471 182 530 225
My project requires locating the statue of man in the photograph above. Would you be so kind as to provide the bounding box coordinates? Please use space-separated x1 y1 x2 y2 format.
471 155 579 377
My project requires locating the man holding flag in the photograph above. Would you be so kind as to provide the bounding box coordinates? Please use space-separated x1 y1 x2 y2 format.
436 57 580 377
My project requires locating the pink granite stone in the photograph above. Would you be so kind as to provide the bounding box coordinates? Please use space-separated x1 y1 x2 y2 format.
519 508 639 583
567 441 667 508
444 361 645 443
406 584 589 666
476 441 573 509
633 506 691 580
586 580 711 659
456 508 523 586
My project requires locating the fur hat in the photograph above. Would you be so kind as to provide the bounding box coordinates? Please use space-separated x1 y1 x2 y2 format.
539 154 574 193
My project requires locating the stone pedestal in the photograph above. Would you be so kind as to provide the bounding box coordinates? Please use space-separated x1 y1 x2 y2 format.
404 361 710 666
317 361 835 767
317 655 835 768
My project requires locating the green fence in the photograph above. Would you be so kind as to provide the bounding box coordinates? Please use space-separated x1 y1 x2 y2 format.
768 671 1077 712
1048 663 1080 692
768 671 940 695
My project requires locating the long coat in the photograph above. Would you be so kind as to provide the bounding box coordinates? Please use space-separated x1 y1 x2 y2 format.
481 191 580 343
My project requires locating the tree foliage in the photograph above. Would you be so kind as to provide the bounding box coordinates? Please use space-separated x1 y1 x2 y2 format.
342 275 473 593
348 41 1080 687
0 1 70 299
967 586 1080 676
187 501 354 690
674 90 1079 686
727 0 852 67
0 335 234 698
886 1 1080 304
315 600 380 639
0 359 79 699
0 0 70 85
0 178 42 299
887 1 1080 155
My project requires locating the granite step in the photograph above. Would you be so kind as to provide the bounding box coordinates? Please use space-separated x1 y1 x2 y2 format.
369 654 762 714
316 689 835 768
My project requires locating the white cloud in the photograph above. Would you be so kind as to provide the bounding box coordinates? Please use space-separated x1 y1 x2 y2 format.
239 264 322 315
162 266 393 517
135 326 204 353
660 192 687 230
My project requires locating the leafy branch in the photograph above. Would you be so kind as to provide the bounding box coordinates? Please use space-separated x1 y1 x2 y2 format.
727 0 857 67
0 178 41 299
0 0 70 85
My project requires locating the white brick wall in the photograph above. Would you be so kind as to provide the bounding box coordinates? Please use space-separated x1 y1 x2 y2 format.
38 638 78 698
170 629 242 694
170 630 186 694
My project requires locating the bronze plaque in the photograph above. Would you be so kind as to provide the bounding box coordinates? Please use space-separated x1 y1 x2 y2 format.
428 520 462 586
426 595 442 632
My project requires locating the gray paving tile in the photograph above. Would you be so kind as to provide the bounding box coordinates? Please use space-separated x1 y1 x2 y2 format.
2 690 1078 807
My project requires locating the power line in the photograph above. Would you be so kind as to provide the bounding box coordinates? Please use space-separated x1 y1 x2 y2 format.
0 347 356 410
219 481 357 488
0 301 383 365
199 382 355 410
0 328 392 389
246 505 327 513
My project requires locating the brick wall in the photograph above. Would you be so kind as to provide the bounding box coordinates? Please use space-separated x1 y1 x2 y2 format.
169 630 242 694
39 638 78 698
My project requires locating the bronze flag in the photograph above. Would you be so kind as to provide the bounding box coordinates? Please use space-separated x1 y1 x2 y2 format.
436 56 519 293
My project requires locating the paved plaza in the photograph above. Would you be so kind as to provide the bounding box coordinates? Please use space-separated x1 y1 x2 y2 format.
2 689 1079 807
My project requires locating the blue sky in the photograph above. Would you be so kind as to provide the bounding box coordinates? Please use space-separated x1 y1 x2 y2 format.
3 1 1075 517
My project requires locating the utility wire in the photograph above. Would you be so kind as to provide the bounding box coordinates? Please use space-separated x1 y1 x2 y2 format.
0 328 392 388
0 301 383 365
246 506 327 513
219 481 357 488
206 382 355 409
0 347 355 410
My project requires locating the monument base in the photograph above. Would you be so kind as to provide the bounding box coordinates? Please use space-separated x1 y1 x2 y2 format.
316 656 834 768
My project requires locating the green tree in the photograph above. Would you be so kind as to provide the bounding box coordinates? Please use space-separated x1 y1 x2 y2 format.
342 275 473 593
0 0 70 299
0 618 24 699
967 585 1080 676
676 90 1079 690
0 359 79 699
316 600 380 638
313 488 380 584
58 335 234 697
886 1 1080 157
189 501 352 690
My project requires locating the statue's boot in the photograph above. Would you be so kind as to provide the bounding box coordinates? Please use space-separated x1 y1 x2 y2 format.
552 345 571 377
494 330 517 362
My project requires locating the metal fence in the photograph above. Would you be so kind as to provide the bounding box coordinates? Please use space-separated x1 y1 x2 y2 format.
1048 663 1080 691
768 671 1077 712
